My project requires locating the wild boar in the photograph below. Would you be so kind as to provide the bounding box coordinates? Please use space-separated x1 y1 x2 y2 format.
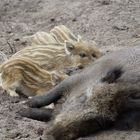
20 45 140 140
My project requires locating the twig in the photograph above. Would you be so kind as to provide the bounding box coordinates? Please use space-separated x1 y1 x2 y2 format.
7 40 16 53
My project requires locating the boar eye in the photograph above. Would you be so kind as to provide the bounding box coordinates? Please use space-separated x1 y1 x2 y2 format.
92 53 96 58
79 53 87 58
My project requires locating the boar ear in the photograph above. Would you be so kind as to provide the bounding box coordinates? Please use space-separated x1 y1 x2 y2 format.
101 66 124 83
77 35 82 42
64 41 75 55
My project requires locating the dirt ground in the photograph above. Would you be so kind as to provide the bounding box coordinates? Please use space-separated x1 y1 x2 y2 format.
0 0 140 139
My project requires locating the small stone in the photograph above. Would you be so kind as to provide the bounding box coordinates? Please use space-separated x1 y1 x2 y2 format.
14 38 20 41
72 18 77 22
100 0 110 5
6 31 12 34
37 128 44 136
50 18 55 22
112 25 129 31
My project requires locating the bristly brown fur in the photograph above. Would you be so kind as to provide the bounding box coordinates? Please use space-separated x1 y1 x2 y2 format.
21 46 140 140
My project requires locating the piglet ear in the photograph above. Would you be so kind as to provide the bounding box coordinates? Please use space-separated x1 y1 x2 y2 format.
77 35 82 42
64 41 75 55
101 66 124 83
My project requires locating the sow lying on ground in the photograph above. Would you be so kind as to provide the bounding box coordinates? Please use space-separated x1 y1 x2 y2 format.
21 46 140 140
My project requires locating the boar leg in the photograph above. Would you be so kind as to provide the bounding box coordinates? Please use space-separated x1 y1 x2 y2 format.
18 108 53 122
26 87 64 108
26 76 78 108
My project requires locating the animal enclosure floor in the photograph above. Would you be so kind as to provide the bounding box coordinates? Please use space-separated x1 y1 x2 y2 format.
0 0 140 139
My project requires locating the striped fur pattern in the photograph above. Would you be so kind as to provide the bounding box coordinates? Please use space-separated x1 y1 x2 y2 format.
30 32 58 46
2 41 102 97
21 25 101 70
50 25 77 43
12 41 103 71
0 57 64 97
0 25 103 97
27 25 78 46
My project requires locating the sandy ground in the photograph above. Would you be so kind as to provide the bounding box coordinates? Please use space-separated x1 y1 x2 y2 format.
0 0 140 139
